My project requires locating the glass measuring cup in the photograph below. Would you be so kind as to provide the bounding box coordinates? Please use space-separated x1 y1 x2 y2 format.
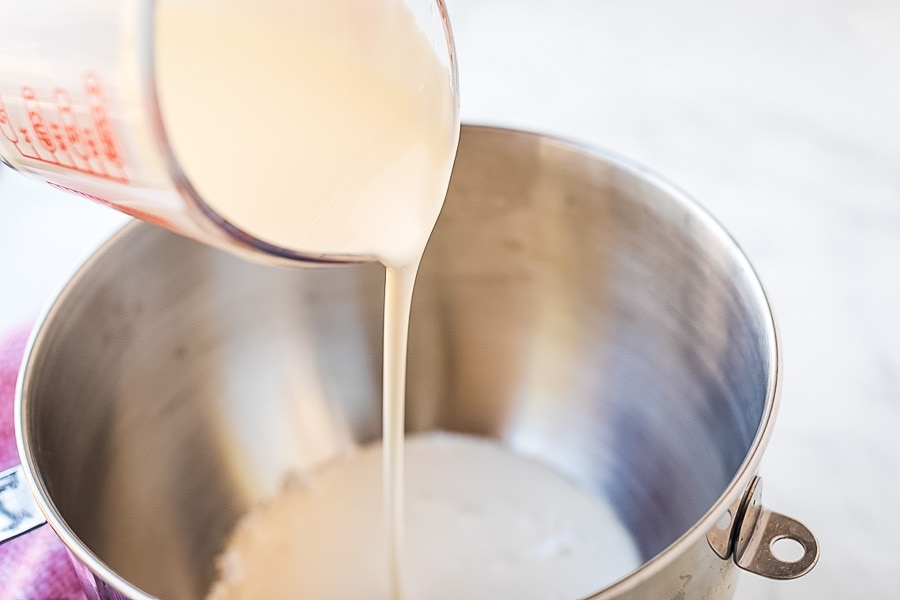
0 0 459 265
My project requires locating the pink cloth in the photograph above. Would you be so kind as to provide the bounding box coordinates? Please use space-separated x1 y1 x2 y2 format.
0 326 86 600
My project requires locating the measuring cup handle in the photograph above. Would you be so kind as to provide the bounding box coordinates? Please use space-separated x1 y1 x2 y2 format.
0 464 47 544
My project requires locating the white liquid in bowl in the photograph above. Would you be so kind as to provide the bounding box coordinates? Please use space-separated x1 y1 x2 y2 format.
207 432 640 600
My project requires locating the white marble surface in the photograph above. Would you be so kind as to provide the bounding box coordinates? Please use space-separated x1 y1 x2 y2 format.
2 0 899 597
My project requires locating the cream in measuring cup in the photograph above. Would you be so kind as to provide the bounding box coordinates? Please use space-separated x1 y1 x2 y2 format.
155 0 457 267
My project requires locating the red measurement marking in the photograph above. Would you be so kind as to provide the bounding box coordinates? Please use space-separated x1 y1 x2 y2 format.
56 88 90 163
434 0 456 74
0 94 18 143
84 73 124 168
23 87 57 154
436 0 449 22
0 73 129 184
54 88 87 155
50 88 82 170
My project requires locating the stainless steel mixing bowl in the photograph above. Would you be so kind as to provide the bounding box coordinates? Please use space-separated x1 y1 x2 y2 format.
13 125 817 599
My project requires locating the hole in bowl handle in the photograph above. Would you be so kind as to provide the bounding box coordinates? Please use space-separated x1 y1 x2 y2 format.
732 476 819 580
0 465 47 544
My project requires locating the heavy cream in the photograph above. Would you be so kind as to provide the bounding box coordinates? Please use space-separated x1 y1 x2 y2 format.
155 0 457 267
206 432 640 600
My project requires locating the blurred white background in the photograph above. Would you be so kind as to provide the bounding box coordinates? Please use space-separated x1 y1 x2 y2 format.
2 0 899 597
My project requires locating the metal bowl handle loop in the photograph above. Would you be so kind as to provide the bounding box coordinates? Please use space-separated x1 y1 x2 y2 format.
732 476 819 580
